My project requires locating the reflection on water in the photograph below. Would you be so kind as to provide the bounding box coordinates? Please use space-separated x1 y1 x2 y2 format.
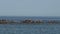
0 24 60 34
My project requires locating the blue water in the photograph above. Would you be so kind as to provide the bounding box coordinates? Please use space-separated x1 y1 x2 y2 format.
0 24 60 34
0 16 60 34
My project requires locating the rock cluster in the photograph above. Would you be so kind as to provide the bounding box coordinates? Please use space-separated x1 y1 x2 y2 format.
48 20 60 24
0 19 60 24
0 19 8 24
21 19 44 24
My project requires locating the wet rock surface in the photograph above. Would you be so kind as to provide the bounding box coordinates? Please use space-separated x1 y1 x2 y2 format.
0 20 8 24
0 19 60 24
21 19 44 24
48 20 60 24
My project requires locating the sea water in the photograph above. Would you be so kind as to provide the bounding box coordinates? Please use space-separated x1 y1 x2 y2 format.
0 24 60 34
0 16 60 34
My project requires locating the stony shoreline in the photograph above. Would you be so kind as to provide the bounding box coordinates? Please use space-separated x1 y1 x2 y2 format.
0 19 60 24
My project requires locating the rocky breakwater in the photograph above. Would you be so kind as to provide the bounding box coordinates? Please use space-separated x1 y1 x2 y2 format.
0 19 60 24
21 19 44 24
21 19 34 24
0 19 19 24
48 20 60 24
0 19 9 24
34 20 44 24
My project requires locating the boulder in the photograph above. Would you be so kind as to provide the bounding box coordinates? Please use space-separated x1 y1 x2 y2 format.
22 19 34 24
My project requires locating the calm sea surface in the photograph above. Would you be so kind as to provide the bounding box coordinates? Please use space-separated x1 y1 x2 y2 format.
0 24 60 34
0 16 60 34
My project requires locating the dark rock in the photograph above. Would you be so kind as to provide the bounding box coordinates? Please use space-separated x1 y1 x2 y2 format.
0 20 8 24
21 19 44 24
21 19 34 24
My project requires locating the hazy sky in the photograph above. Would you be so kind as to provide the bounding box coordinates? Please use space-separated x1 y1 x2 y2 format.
0 0 60 16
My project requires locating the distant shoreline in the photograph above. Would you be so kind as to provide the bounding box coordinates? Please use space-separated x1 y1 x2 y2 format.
0 16 60 24
0 18 60 24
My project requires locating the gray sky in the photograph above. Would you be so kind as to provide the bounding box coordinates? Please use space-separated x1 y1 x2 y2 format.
0 0 60 16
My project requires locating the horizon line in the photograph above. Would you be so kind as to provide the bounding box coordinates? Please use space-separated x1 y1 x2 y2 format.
0 16 60 17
